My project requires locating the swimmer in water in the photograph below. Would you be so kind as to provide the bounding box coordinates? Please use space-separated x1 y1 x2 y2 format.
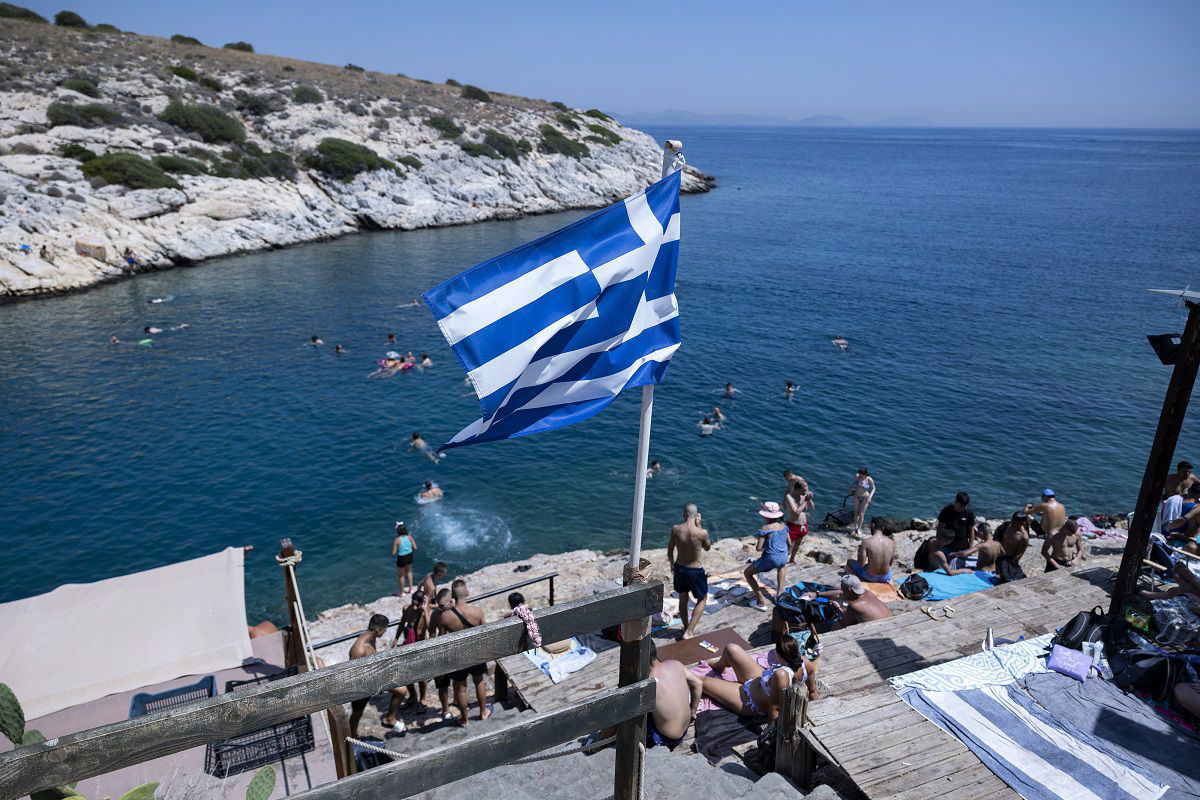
712 405 725 423
399 298 420 308
405 350 416 364
169 323 189 331
387 332 397 344
310 335 323 346
419 480 444 502
110 335 119 345
335 344 347 355
723 382 738 398
647 460 662 478
785 381 795 400
698 417 719 436
411 432 444 463
832 336 848 351
420 353 433 368
144 326 163 335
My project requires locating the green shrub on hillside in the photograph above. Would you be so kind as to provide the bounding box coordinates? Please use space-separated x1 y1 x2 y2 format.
171 34 203 46
445 78 461 87
46 101 123 128
555 113 578 131
58 142 97 161
586 123 620 145
152 154 207 175
426 115 462 138
538 124 589 159
306 137 391 180
58 76 100 97
183 145 218 161
0 3 46 22
159 100 244 144
81 153 180 189
483 130 523 162
583 109 612 121
397 154 422 170
461 84 490 102
550 101 569 112
282 65 295 72
209 142 296 181
460 141 497 159
223 41 254 52
54 10 87 27
198 74 222 91
344 63 364 72
93 23 119 32
292 84 323 104
233 90 281 116
171 65 198 82
241 74 261 87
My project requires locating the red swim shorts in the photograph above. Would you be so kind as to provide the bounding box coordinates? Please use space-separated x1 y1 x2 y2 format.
787 522 808 542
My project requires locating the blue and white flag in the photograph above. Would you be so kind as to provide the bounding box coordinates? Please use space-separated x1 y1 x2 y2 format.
424 169 682 450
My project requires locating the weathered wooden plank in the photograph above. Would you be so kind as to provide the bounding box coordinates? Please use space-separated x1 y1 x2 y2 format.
0 580 663 798
290 678 657 800
863 750 981 795
774 684 807 782
613 635 650 800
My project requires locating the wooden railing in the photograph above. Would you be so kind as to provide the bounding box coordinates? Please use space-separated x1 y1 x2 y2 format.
0 580 663 800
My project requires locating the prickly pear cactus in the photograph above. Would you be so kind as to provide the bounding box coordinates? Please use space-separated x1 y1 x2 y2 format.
0 682 25 746
31 786 82 800
21 728 46 746
246 766 276 800
116 781 158 800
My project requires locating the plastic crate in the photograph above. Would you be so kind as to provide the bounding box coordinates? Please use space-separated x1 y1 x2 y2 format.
204 714 314 778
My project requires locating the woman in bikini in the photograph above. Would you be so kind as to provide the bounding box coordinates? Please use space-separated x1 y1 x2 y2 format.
700 636 819 719
848 467 876 535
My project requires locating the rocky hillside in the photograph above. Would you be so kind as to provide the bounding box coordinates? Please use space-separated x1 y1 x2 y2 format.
0 14 712 298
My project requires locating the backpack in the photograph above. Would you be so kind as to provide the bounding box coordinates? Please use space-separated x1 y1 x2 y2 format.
1112 652 1185 702
996 556 1026 585
1052 606 1106 650
899 574 930 600
777 583 843 633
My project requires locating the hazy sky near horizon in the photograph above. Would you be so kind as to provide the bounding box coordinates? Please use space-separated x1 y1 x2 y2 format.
26 0 1200 127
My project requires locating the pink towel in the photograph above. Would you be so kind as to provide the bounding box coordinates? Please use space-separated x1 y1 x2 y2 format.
691 650 778 713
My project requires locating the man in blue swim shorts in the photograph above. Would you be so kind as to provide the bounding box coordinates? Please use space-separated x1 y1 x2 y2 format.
845 517 895 583
668 503 711 638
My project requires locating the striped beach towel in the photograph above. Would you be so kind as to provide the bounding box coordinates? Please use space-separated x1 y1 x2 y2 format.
905 684 1167 800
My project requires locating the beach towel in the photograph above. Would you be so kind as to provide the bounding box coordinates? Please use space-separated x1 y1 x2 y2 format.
522 637 596 683
905 684 1168 800
694 709 762 765
890 633 1054 693
1022 672 1200 799
918 569 999 601
864 581 901 603
690 651 777 713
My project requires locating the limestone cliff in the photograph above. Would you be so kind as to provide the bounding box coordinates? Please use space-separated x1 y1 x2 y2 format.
0 19 712 298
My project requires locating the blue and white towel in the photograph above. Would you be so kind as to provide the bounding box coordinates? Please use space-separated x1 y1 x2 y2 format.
890 633 1054 693
905 684 1168 800
522 638 597 684
919 569 999 601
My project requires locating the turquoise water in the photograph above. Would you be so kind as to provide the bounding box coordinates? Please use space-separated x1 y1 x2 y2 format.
2 127 1199 621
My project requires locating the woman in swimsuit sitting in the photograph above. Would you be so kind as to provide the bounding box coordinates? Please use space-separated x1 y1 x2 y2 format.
700 635 819 720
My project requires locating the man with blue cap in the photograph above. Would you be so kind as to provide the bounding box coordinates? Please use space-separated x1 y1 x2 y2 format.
1024 488 1066 537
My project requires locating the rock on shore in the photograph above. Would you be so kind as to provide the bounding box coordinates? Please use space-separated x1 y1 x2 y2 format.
0 20 712 298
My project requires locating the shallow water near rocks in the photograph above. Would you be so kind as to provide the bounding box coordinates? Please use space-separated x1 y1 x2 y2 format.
2 126 1198 620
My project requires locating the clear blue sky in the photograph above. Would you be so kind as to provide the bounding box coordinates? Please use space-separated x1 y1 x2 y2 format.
26 0 1200 126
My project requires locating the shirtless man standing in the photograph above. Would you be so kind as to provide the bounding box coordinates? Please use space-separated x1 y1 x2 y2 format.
668 503 711 638
845 518 895 583
784 473 815 564
807 575 890 629
1042 519 1085 572
645 641 703 749
418 562 449 607
951 523 1005 572
431 581 491 726
1025 489 1066 537
348 613 406 736
392 590 430 708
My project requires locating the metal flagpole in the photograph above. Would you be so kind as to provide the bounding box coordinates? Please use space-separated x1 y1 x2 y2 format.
627 139 683 569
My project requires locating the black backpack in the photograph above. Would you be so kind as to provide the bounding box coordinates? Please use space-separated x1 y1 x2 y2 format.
1113 652 1185 703
900 574 930 600
1052 606 1106 650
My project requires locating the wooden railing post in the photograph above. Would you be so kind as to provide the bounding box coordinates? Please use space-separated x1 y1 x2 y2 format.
325 703 356 778
279 538 308 672
775 684 812 789
614 563 654 800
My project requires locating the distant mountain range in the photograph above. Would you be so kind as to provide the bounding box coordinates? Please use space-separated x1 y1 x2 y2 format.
613 109 933 128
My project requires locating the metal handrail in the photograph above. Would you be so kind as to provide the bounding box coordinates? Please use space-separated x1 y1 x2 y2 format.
309 571 558 651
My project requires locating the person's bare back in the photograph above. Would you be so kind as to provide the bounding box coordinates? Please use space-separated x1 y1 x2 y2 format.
669 519 710 568
349 631 378 661
860 532 894 576
973 539 1005 571
839 591 891 627
648 658 701 741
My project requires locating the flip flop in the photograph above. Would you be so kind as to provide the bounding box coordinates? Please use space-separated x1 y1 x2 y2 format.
943 606 956 619
921 606 937 620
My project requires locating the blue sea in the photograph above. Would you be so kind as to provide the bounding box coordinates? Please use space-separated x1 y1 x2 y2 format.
2 127 1199 621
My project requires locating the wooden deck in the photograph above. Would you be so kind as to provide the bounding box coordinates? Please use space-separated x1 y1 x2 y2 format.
499 559 1120 800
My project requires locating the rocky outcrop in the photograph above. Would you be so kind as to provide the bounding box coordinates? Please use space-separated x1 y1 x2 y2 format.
0 21 713 298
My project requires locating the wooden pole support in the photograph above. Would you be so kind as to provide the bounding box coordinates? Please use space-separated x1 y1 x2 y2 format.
1111 300 1200 615
775 684 809 787
324 704 356 778
279 538 308 671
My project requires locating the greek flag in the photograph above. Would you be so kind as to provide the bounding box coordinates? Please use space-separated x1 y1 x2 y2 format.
424 169 682 450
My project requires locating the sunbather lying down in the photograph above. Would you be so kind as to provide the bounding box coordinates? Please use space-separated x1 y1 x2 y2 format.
700 637 820 719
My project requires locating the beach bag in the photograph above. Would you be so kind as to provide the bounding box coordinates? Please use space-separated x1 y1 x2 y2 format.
995 557 1026 585
899 574 930 600
1052 606 1106 651
1112 652 1184 702
778 583 842 633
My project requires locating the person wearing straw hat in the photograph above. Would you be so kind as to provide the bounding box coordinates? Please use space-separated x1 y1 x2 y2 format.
744 501 790 611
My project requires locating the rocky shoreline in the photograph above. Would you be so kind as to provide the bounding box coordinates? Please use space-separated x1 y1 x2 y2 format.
304 517 1130 663
0 19 712 299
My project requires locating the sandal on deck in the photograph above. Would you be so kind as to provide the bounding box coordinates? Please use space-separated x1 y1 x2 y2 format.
943 606 956 618
921 606 937 620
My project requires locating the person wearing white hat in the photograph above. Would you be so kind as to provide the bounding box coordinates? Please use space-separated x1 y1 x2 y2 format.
743 501 789 611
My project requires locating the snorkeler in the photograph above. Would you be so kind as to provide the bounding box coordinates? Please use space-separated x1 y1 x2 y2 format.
832 336 848 351
411 432 444 463
310 335 324 346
